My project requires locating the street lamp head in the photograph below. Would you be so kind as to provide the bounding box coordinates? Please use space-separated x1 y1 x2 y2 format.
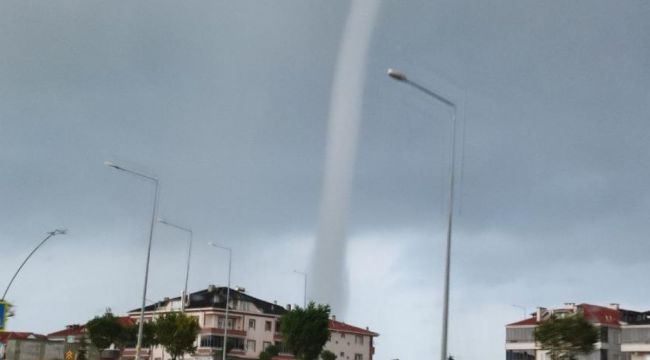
387 68 407 82
104 160 121 170
49 229 67 236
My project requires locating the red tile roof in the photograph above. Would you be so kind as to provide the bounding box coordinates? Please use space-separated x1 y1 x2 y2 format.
507 317 538 326
579 304 620 327
506 304 622 327
47 325 85 338
0 332 47 343
329 319 378 337
48 316 135 338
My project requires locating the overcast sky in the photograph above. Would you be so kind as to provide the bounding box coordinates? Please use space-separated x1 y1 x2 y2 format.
2 1 650 359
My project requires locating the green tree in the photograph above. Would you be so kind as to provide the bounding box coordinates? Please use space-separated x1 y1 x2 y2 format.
280 302 331 360
154 312 200 360
116 322 157 351
86 312 123 352
259 344 281 360
320 350 336 360
534 314 599 360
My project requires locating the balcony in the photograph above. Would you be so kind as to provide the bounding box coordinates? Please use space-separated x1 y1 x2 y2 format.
201 327 247 337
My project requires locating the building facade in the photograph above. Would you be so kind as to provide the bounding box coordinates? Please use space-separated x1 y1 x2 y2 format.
324 317 377 360
124 286 378 360
506 303 650 360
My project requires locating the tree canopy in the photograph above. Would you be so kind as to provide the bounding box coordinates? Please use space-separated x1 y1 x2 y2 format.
86 312 123 351
154 312 200 360
534 314 599 360
280 302 331 360
321 350 337 360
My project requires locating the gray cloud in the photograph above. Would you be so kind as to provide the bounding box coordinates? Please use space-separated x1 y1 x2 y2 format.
2 1 650 359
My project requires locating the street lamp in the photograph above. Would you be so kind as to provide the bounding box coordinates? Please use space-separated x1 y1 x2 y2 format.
2 229 67 301
387 68 458 360
105 160 159 360
158 218 193 312
208 242 232 360
292 270 307 308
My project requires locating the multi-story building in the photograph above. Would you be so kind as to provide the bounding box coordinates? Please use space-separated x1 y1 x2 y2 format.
505 303 650 360
124 286 378 360
324 317 378 360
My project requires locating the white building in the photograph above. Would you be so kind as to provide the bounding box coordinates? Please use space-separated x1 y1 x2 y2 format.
505 303 650 360
124 286 378 360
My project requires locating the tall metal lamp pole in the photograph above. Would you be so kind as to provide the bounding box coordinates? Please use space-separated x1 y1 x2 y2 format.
387 68 458 360
208 242 232 360
158 218 193 312
105 160 159 360
2 229 67 301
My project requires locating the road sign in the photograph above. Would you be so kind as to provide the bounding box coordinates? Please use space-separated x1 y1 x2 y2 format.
65 350 74 360
0 301 8 331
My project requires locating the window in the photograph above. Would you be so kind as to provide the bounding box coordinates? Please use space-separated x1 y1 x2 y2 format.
246 340 256 353
265 321 272 331
355 335 363 345
600 349 607 360
341 333 346 339
200 335 222 348
263 341 272 350
218 318 234 329
340 353 344 357
275 321 281 332
600 327 609 343
354 354 362 360
249 319 256 329
240 301 250 311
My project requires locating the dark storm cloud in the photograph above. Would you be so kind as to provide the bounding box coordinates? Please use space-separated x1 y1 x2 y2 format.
2 1 650 359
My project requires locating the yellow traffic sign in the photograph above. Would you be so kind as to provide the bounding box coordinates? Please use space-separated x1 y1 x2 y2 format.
65 350 74 360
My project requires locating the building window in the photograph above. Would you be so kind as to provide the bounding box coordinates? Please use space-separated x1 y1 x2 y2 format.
265 321 272 331
200 335 223 348
354 354 362 360
263 342 272 350
340 353 344 357
275 320 281 332
600 349 607 360
240 301 250 311
355 335 363 345
249 319 256 329
246 340 256 353
341 333 346 339
218 318 234 329
600 327 609 343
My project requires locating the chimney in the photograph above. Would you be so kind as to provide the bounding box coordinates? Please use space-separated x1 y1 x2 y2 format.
610 303 620 310
332 315 336 321
564 303 576 311
236 286 246 293
274 300 278 305
208 284 216 292
536 307 546 321
287 304 292 311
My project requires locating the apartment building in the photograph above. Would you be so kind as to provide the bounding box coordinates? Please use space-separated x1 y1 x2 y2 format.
124 286 378 360
324 317 378 360
505 303 650 360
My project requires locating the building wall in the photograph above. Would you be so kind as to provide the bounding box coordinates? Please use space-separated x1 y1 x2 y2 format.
323 331 373 360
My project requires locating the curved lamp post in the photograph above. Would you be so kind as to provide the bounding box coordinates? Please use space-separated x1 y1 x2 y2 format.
2 229 67 301
208 242 232 360
157 218 193 312
387 68 458 360
105 160 159 360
